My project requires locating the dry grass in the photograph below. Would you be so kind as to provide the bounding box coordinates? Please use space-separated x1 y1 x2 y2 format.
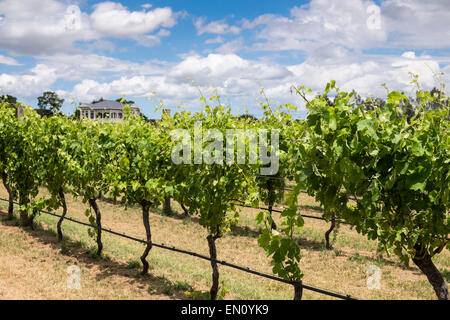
0 216 188 299
0 186 448 300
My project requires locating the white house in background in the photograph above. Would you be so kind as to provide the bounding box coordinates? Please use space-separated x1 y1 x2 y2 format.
78 100 141 122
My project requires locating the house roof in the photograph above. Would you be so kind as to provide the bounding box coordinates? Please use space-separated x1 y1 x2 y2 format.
80 100 139 110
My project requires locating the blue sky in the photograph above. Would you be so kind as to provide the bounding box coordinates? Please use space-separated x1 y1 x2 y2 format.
1 0 449 118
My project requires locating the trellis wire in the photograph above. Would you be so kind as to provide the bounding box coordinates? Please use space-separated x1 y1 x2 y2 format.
0 197 357 300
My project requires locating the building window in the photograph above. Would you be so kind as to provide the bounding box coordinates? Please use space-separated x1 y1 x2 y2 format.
118 113 123 119
90 112 94 119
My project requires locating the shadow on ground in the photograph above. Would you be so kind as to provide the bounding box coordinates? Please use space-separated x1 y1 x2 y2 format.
0 210 192 300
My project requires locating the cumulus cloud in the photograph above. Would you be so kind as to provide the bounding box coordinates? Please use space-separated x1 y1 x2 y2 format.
0 53 170 97
381 0 450 48
1 0 449 115
65 53 303 108
70 76 199 105
195 17 241 35
0 54 21 66
134 29 171 47
0 52 291 106
0 0 95 55
242 0 387 52
0 0 177 55
86 40 116 52
242 0 450 52
90 2 176 38
37 53 167 81
170 53 292 84
1 49 447 116
205 36 225 44
215 38 245 54
288 50 445 98
0 64 58 96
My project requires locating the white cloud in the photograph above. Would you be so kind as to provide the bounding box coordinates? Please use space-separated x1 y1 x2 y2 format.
205 36 225 44
90 2 176 38
169 53 292 86
214 38 245 54
0 54 21 66
71 79 112 102
133 29 171 47
0 0 177 55
0 53 171 98
0 0 96 55
70 76 199 106
381 0 450 48
133 34 163 47
0 64 58 96
5 49 445 110
195 17 241 35
242 0 450 52
288 50 444 98
387 52 441 89
242 0 386 52
65 53 294 107
170 54 248 79
86 40 116 52
7 53 292 107
37 53 168 81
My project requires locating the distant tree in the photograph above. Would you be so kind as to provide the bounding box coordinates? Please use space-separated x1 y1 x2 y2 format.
147 118 158 125
427 87 449 110
353 90 414 120
35 109 55 118
91 98 104 104
399 92 415 120
37 91 64 113
70 109 81 120
362 97 386 111
141 113 150 122
0 94 18 107
237 114 257 121
367 97 386 110
352 90 386 111
116 98 135 105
